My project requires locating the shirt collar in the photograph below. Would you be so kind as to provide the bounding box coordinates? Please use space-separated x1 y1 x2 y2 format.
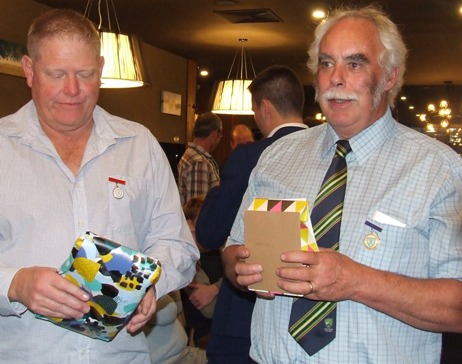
188 142 213 158
267 123 308 138
2 101 138 157
322 108 396 165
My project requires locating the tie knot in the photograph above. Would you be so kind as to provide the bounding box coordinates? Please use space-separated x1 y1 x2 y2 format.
336 140 351 158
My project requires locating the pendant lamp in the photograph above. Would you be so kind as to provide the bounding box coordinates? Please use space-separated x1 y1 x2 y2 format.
212 38 255 115
84 0 149 88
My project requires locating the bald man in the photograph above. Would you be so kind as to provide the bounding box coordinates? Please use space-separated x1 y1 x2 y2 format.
230 124 254 150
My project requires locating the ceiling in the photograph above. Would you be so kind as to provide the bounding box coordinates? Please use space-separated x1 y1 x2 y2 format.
31 0 462 132
33 0 462 87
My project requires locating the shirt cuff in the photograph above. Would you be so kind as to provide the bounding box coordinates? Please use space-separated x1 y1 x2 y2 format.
224 236 242 249
0 267 28 316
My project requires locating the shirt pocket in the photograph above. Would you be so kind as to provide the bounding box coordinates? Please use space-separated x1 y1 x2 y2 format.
349 207 428 276
107 176 149 238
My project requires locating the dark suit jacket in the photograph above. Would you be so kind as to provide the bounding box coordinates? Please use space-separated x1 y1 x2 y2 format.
196 125 307 340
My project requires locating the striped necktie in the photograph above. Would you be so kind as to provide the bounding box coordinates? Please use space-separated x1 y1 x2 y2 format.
288 140 351 355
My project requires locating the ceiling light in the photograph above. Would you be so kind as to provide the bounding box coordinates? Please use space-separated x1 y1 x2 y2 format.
84 0 149 88
214 0 240 6
312 9 326 20
449 128 462 146
420 99 453 131
212 38 255 115
426 123 436 133
200 69 209 77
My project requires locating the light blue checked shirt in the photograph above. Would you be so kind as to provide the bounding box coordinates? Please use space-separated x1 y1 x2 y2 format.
227 108 462 363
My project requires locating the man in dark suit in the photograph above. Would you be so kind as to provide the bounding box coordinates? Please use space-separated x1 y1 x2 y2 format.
196 65 308 363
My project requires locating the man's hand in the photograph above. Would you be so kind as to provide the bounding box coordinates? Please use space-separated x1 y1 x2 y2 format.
8 266 90 318
276 248 361 301
126 287 157 334
222 245 274 299
234 246 263 287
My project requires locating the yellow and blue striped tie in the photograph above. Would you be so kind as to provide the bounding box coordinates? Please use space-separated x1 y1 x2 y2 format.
288 140 351 355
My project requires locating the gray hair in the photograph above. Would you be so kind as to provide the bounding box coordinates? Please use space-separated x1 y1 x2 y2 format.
307 5 407 108
193 112 223 138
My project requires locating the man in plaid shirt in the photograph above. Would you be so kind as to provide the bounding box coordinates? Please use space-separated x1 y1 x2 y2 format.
178 112 223 206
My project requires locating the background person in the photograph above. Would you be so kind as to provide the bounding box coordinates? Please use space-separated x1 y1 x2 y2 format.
144 291 207 364
181 196 222 349
230 124 254 150
196 65 308 363
177 112 222 206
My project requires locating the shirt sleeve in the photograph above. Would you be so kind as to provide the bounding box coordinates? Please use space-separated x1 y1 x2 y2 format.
0 265 27 316
225 166 258 248
428 164 462 280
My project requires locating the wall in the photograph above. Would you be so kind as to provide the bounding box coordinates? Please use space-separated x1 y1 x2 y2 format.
98 45 190 144
0 0 192 145
0 0 42 117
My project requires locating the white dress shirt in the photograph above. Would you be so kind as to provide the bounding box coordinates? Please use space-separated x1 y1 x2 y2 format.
0 101 199 363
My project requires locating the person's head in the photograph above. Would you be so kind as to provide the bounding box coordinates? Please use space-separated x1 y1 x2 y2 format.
183 196 204 247
248 65 305 137
193 112 223 152
307 5 407 139
231 124 254 149
22 9 104 134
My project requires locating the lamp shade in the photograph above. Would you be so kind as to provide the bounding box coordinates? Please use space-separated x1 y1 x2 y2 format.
100 31 149 88
212 79 253 115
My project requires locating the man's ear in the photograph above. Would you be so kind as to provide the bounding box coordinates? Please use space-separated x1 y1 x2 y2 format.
384 67 399 92
260 99 272 119
21 55 34 88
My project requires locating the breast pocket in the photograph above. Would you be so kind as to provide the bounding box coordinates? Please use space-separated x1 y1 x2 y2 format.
349 208 428 276
107 176 150 238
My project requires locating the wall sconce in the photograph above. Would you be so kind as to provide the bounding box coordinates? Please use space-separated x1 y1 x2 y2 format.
84 0 149 88
212 38 255 115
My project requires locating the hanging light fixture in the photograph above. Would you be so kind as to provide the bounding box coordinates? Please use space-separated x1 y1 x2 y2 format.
212 38 255 115
419 99 452 129
84 0 149 88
